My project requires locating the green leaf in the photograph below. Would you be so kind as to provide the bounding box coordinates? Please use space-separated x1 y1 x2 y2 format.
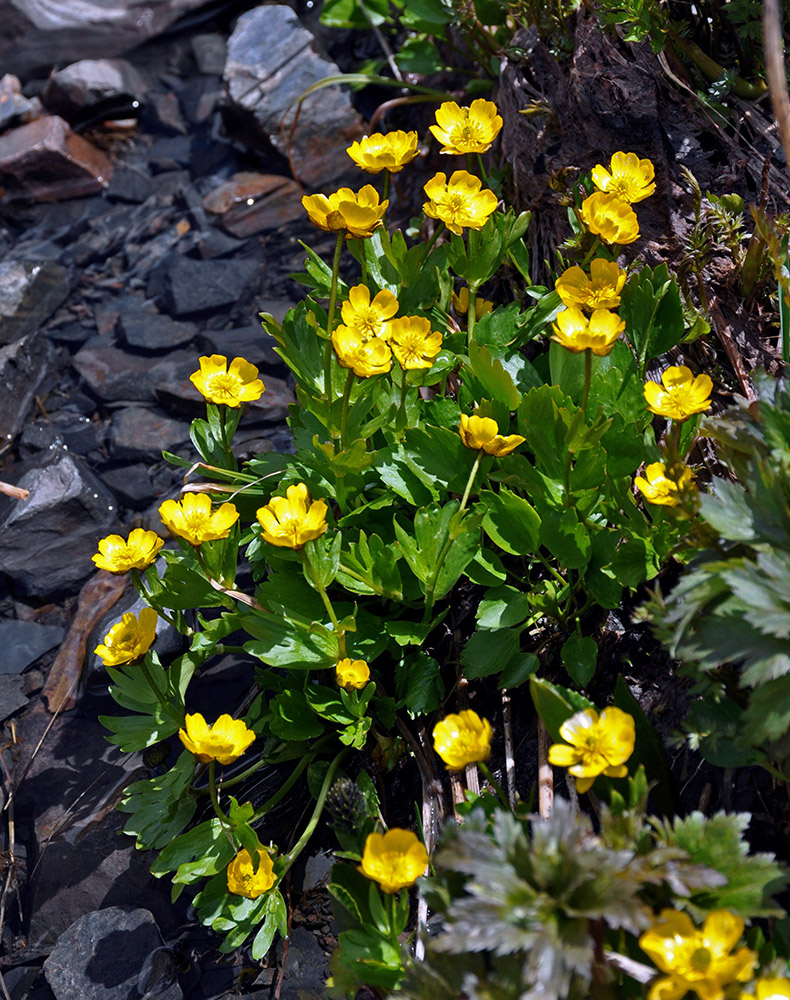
117 752 197 850
480 488 541 556
304 531 342 589
620 264 684 374
466 342 519 409
395 652 444 715
462 628 522 680
476 585 531 629
240 609 339 668
613 676 675 817
269 689 326 741
394 34 444 74
402 426 476 494
561 634 597 687
498 652 539 689
540 509 591 569
337 531 403 599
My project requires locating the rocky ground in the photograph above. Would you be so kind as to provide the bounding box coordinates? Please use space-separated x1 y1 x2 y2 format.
0 1 388 997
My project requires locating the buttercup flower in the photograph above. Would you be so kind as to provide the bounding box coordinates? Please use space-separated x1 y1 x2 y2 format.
635 461 696 507
346 130 419 174
742 977 790 1000
644 365 713 421
639 909 757 1000
452 286 494 318
179 712 256 765
189 355 265 407
459 414 525 456
256 482 328 549
389 316 443 370
433 709 493 770
159 492 239 546
227 849 276 898
93 528 163 573
592 151 656 204
302 185 388 239
360 829 429 893
423 170 498 235
555 258 626 311
341 285 399 342
552 307 625 356
548 706 635 793
580 192 640 245
332 326 392 377
94 607 158 666
336 657 370 690
429 99 503 155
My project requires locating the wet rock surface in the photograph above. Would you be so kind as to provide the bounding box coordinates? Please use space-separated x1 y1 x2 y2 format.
0 1 374 995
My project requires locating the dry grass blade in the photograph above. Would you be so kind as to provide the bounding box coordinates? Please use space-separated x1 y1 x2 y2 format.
763 0 790 172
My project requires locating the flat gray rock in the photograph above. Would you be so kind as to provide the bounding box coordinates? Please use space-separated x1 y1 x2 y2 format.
0 260 71 346
0 620 64 674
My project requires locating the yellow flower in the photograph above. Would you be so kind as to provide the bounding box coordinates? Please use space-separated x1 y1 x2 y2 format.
635 461 696 507
592 151 656 204
580 192 640 245
639 909 757 1000
432 709 493 770
302 185 387 239
429 99 503 155
359 829 429 893
256 482 329 549
551 307 625 356
92 528 163 573
451 286 494 318
346 130 419 174
189 355 265 407
423 170 498 235
743 977 790 1000
389 316 443 370
555 258 626 311
159 492 239 546
341 285 399 342
227 849 276 898
644 365 713 421
332 326 392 377
459 414 525 456
336 657 370 690
547 706 635 793
94 606 158 666
179 712 256 765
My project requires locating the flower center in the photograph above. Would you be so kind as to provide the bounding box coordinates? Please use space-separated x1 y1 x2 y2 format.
689 947 712 973
352 308 383 339
207 373 241 398
609 177 638 201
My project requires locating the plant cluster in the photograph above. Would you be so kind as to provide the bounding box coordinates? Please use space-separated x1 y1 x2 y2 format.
90 95 790 998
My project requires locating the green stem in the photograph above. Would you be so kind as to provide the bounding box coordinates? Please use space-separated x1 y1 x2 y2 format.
218 404 237 471
581 348 592 413
476 153 490 186
466 152 474 173
323 231 345 400
580 236 602 268
397 369 409 428
382 170 391 206
479 762 511 810
251 753 314 820
130 569 179 630
208 761 230 827
339 368 355 448
279 748 347 878
300 551 347 658
423 222 445 257
467 285 478 349
460 451 483 512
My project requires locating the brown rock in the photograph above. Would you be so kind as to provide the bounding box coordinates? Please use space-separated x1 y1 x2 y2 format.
202 171 290 214
221 178 304 236
0 115 112 201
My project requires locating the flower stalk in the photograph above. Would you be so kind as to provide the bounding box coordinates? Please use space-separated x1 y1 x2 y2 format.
324 231 345 400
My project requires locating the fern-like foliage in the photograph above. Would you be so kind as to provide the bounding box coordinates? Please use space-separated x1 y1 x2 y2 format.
646 374 790 767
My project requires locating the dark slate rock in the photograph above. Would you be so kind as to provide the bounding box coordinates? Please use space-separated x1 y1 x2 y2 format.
117 311 196 352
46 322 95 345
43 59 146 123
72 344 196 403
149 255 260 317
0 620 64 674
0 73 40 132
0 0 212 79
0 330 51 441
201 320 284 368
105 162 153 204
178 76 221 125
143 91 188 136
223 5 364 187
0 260 71 346
99 464 154 510
108 407 191 461
275 927 327 1000
0 676 28 719
191 34 227 76
0 453 119 598
149 135 192 173
43 907 171 1000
